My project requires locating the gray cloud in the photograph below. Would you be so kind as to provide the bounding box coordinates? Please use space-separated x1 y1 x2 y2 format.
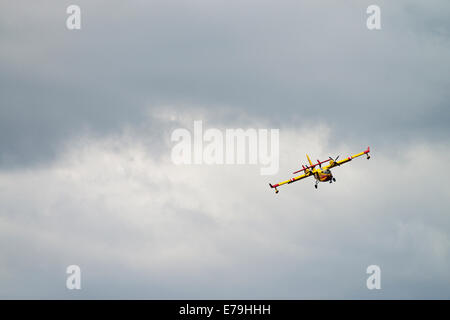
0 0 449 298
0 122 449 299
1 0 450 166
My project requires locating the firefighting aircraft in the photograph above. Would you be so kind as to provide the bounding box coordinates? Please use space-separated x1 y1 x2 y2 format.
269 147 370 193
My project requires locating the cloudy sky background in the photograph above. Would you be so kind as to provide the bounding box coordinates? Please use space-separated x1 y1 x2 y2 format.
0 0 449 298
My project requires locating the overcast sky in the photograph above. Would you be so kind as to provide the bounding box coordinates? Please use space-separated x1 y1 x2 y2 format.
0 0 449 299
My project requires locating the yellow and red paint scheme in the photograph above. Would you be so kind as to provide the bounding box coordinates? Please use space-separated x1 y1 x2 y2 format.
269 147 370 193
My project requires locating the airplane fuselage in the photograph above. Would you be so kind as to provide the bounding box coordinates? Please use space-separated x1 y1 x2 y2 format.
313 168 333 182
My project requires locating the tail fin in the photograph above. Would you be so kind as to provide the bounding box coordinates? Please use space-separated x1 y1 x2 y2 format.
306 154 313 166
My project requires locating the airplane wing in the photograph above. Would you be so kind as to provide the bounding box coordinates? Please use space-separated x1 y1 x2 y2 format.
323 147 370 170
269 171 313 193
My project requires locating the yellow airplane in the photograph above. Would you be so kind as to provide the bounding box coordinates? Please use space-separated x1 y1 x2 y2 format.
269 147 370 193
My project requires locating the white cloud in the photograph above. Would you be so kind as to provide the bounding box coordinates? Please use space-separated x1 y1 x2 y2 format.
1 111 449 298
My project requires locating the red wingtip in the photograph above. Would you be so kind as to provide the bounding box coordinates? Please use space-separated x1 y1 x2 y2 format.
365 146 370 153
